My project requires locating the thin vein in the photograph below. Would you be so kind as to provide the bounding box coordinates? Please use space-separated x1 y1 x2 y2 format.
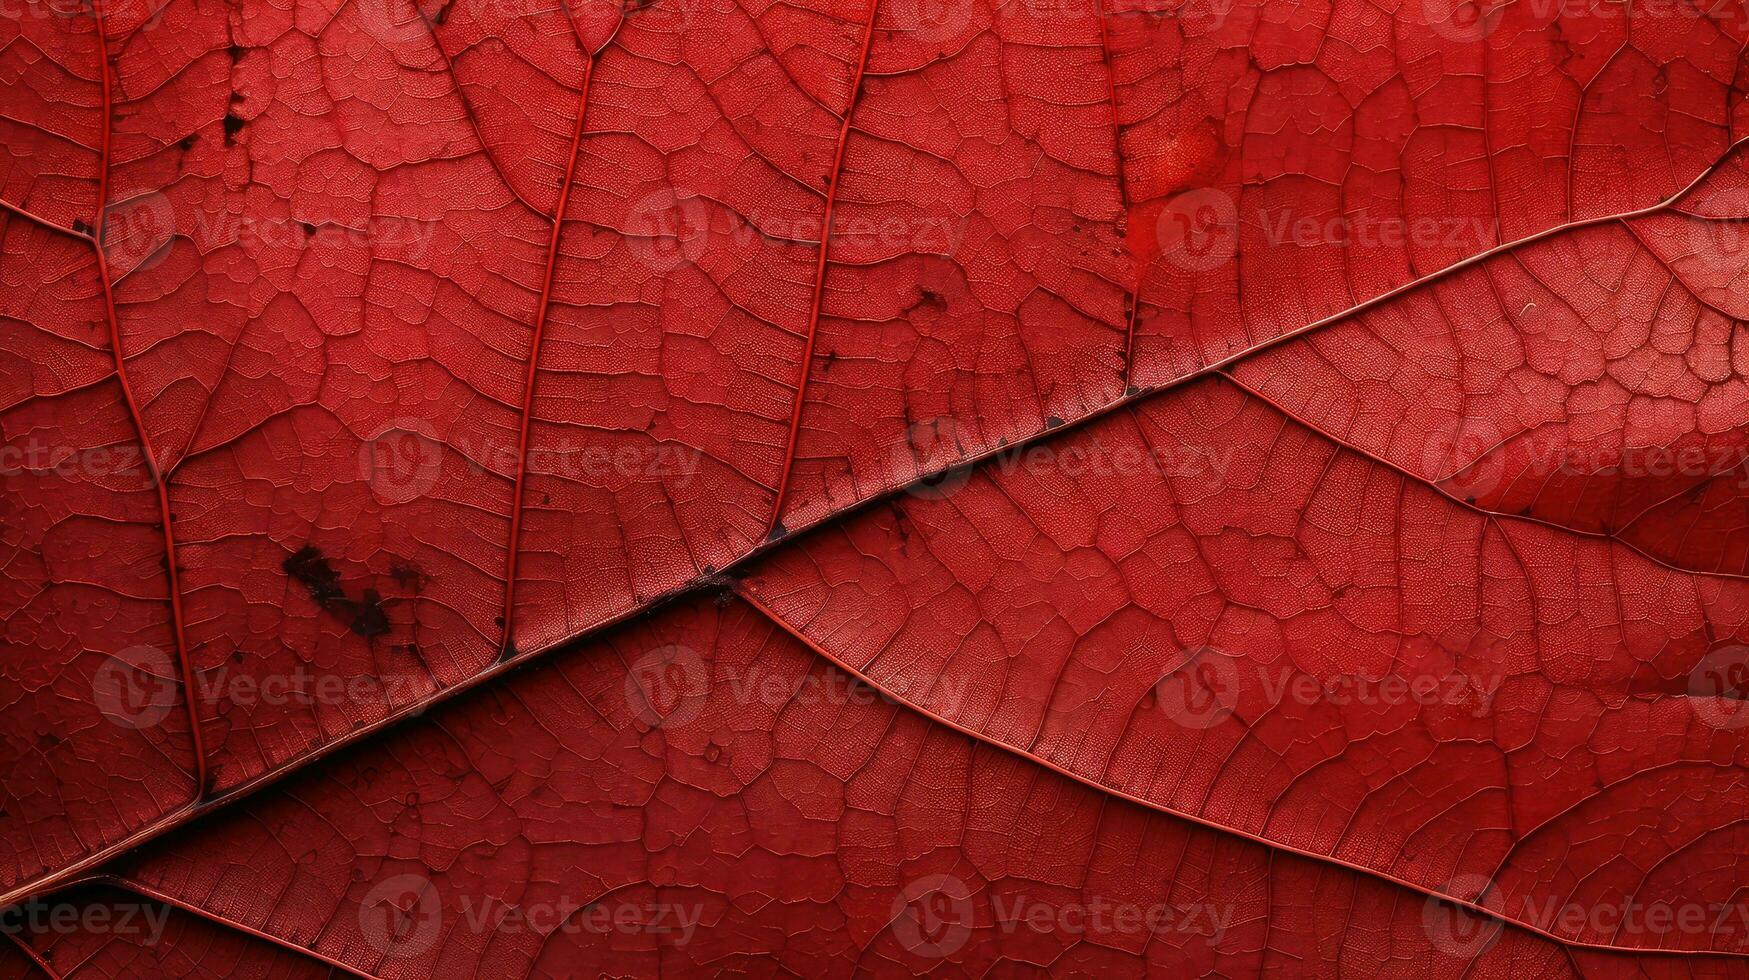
767 0 881 537
90 6 209 797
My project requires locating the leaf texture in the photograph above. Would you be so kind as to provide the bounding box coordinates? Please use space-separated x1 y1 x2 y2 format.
4 0 1749 972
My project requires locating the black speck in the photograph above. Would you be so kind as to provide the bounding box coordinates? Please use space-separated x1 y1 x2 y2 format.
349 588 389 638
284 545 344 607
1045 415 1066 429
222 113 245 143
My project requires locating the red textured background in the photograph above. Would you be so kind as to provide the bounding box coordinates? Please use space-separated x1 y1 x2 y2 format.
5 0 1749 974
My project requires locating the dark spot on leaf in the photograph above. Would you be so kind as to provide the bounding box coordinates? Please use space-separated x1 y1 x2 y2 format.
767 522 789 543
284 546 345 607
179 134 197 151
390 561 427 590
1045 415 1066 429
350 588 390 638
72 219 91 236
284 545 390 638
223 113 245 143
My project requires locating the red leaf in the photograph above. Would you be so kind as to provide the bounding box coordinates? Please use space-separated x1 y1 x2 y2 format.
5 0 1749 972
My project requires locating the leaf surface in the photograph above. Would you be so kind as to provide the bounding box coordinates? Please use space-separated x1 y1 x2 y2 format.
5 0 1749 972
